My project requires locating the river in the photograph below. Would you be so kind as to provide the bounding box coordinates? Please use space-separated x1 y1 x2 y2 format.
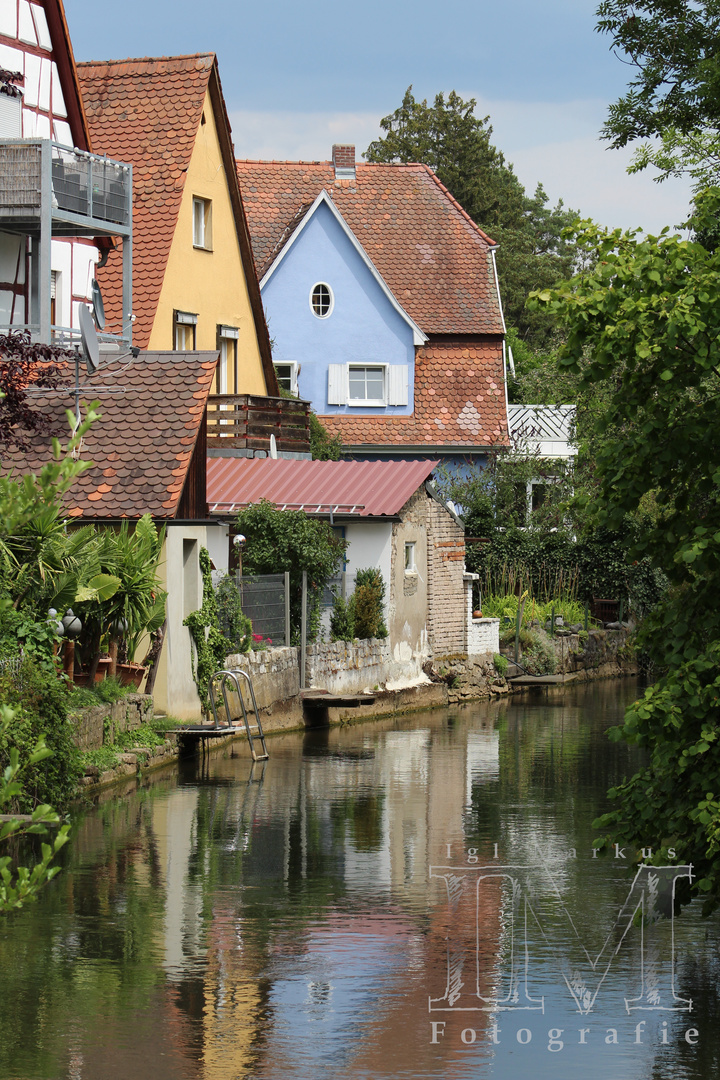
1 679 718 1080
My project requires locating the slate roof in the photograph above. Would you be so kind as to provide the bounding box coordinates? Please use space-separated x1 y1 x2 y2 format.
318 339 509 450
76 55 276 391
236 160 505 336
3 352 217 518
207 457 438 517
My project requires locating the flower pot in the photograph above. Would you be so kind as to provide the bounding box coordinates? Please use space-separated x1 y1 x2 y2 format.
95 657 111 682
117 662 146 689
73 672 90 687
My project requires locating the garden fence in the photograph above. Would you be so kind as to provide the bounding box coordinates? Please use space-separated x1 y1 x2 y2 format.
228 573 290 646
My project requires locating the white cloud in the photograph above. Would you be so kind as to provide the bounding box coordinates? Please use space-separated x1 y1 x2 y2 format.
230 100 694 235
230 109 382 163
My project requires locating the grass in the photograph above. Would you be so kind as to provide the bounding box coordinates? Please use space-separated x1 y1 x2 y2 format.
481 592 591 628
80 718 175 776
67 675 130 710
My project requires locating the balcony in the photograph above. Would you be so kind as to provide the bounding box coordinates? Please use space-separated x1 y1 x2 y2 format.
206 394 311 457
0 140 131 234
0 140 132 344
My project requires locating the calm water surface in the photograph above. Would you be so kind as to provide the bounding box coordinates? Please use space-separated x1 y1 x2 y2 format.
1 680 718 1080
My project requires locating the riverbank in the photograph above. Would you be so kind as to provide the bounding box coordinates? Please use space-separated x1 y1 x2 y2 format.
72 628 638 796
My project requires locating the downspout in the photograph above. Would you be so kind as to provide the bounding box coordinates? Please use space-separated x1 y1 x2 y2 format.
490 245 511 444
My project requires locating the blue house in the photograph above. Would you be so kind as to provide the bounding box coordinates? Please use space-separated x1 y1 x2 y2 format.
238 145 510 468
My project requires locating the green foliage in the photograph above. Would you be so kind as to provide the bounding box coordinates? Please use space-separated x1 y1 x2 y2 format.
597 0 720 149
330 592 355 642
353 568 388 640
74 515 167 670
183 548 231 713
329 569 388 642
597 3 720 192
0 657 82 812
483 591 586 629
464 525 667 618
365 86 583 349
493 653 509 676
309 411 343 460
235 500 345 642
0 705 70 915
536 193 720 910
499 626 557 676
214 575 252 654
89 676 129 704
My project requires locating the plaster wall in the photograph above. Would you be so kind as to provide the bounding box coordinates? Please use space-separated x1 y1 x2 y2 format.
343 519 392 613
149 87 268 395
390 489 429 665
262 200 415 414
153 523 228 720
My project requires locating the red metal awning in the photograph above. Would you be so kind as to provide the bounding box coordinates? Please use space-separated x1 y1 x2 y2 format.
206 457 439 517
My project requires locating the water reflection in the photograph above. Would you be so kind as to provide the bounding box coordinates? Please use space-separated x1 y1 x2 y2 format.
1 679 718 1079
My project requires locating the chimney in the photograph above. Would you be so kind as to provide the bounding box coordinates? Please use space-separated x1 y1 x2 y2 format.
332 144 355 180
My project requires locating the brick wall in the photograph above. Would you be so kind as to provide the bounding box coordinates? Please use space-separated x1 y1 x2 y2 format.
426 497 466 654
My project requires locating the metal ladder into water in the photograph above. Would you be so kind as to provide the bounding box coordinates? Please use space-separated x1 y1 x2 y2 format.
208 669 269 761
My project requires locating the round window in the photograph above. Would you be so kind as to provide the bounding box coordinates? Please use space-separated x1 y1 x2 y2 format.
310 282 333 318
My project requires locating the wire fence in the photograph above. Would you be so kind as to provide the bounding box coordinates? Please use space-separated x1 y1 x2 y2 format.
227 574 289 645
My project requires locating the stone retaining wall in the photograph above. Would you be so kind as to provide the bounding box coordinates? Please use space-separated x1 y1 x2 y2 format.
71 693 154 752
551 628 638 679
224 646 299 709
306 639 391 694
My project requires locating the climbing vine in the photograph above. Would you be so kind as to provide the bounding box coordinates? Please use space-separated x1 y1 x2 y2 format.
183 549 250 712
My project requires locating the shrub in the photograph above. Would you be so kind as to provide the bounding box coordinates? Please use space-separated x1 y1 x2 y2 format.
493 653 509 676
499 626 557 676
0 657 82 811
330 593 355 642
353 568 388 640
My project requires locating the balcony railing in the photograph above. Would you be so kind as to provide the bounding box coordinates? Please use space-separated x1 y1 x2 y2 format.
0 140 132 234
207 394 311 455
0 140 133 345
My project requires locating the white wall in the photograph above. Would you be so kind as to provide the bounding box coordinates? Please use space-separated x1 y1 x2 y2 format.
344 521 392 620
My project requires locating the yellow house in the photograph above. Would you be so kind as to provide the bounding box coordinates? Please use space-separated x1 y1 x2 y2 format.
77 53 277 397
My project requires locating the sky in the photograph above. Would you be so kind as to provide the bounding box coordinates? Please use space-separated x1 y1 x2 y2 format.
64 0 693 233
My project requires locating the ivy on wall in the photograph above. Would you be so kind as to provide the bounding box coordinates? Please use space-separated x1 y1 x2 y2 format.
183 548 251 712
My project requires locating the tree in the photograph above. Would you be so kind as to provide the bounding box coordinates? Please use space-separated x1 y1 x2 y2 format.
0 332 68 452
365 87 583 349
532 190 720 911
597 0 720 189
235 501 345 641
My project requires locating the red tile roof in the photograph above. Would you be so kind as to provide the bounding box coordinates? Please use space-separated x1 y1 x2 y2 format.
236 160 504 336
77 54 213 350
207 457 438 517
4 352 217 518
318 338 509 450
77 55 277 393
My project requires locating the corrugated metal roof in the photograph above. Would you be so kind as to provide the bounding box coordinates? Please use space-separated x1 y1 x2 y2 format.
206 458 438 517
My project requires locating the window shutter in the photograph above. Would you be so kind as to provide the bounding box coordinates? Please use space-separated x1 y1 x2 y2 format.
387 365 409 406
0 95 22 138
327 364 345 405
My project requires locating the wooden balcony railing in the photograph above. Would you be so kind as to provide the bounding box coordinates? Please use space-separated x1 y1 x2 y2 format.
206 394 311 454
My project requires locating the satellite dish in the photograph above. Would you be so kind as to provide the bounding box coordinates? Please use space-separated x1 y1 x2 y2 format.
79 303 100 375
91 279 106 330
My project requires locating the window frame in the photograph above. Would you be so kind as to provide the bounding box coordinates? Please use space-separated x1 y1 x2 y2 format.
273 361 299 396
215 324 239 394
404 541 417 574
309 282 334 319
192 196 212 250
173 309 198 351
347 363 387 407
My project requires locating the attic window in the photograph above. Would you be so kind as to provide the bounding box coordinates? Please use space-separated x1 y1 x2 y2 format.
193 196 212 249
310 282 333 318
